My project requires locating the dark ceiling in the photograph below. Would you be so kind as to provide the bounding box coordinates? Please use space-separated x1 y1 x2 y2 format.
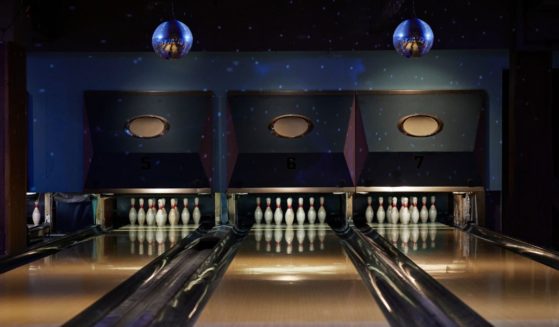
17 0 559 51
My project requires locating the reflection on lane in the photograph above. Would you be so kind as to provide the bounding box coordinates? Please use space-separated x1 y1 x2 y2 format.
371 223 559 326
0 226 196 327
197 224 387 326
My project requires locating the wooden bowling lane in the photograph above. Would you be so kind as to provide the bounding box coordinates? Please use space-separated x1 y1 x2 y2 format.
196 224 388 326
376 223 559 326
0 225 195 326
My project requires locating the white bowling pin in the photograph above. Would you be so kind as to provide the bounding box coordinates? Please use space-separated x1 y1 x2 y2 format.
129 198 137 225
285 197 295 226
400 197 410 225
193 197 201 225
168 198 178 226
420 196 429 223
160 198 168 225
155 199 165 227
386 197 392 222
429 196 437 223
399 197 406 220
308 197 317 224
254 197 263 224
181 198 190 225
296 197 306 225
411 197 420 224
365 196 374 224
390 197 399 224
274 197 283 225
377 197 385 223
138 198 146 226
318 197 326 224
32 200 41 226
146 199 155 226
264 197 273 224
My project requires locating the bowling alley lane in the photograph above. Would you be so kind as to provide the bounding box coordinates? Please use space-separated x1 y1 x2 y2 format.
196 224 388 326
373 223 559 326
0 225 196 327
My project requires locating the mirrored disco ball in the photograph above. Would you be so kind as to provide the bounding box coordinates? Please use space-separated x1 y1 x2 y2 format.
393 18 434 58
152 19 193 59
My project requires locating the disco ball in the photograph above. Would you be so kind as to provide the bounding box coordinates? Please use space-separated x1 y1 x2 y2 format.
152 19 193 59
393 18 434 58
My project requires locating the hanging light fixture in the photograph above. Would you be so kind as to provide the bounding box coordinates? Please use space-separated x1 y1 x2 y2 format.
392 0 434 58
152 1 193 59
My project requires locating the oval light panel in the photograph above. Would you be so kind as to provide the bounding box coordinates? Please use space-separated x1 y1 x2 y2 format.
269 114 314 139
398 114 443 137
125 115 170 138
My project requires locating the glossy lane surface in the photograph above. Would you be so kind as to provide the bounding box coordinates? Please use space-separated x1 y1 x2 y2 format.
372 223 559 327
0 225 195 327
197 224 387 326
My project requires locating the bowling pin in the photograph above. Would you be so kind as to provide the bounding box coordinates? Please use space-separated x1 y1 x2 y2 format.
264 197 273 224
254 197 263 224
308 197 317 224
181 198 190 225
390 197 399 224
155 199 165 227
400 197 410 224
429 195 437 223
129 198 137 225
285 197 295 226
32 200 41 226
318 197 326 224
296 197 306 225
146 199 155 226
365 196 374 224
137 198 146 226
274 197 283 225
411 197 420 224
377 197 386 224
168 198 178 226
386 197 392 222
399 197 406 219
420 196 429 223
160 198 168 225
193 197 201 225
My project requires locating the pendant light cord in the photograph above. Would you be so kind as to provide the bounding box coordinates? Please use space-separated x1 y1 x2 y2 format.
171 0 176 18
412 0 417 17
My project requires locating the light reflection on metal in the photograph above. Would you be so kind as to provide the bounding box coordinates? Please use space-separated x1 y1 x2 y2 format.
398 114 443 137
125 115 170 139
269 114 314 139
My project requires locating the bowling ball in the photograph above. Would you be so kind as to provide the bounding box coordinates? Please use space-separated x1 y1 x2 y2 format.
152 19 193 59
392 18 434 58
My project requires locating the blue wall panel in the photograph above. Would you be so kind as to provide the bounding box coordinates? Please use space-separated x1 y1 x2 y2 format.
27 50 507 192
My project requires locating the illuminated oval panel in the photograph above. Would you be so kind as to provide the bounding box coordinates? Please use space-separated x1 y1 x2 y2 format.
269 114 314 139
125 115 170 138
398 114 443 137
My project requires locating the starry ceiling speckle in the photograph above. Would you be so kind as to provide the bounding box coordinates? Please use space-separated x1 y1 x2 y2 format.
23 0 559 51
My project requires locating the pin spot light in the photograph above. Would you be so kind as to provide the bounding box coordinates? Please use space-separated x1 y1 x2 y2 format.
152 19 193 59
398 114 443 137
393 18 434 58
269 114 314 139
125 115 170 139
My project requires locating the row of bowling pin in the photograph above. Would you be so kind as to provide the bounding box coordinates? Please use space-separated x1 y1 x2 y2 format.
128 197 201 226
254 225 328 253
254 197 327 225
365 195 437 224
